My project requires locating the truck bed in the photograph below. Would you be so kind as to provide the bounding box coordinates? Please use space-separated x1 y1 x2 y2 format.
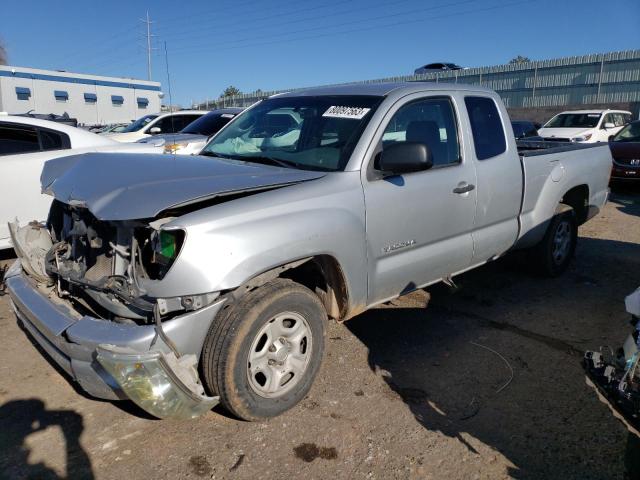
515 141 612 248
517 139 605 156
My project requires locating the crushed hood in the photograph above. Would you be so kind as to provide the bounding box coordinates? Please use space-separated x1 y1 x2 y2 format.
41 152 326 220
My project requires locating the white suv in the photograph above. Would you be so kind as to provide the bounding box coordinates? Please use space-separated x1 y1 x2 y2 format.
538 109 632 143
106 110 208 143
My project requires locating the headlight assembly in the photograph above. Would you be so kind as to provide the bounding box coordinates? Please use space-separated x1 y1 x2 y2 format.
96 345 218 419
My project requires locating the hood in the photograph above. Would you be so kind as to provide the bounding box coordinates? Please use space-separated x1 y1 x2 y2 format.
137 133 207 147
538 127 593 139
104 131 147 143
41 153 326 221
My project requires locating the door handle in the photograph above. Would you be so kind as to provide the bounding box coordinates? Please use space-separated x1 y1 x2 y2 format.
453 183 475 194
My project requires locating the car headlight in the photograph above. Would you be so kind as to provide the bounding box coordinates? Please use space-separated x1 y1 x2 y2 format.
164 143 185 154
96 345 218 419
572 133 592 142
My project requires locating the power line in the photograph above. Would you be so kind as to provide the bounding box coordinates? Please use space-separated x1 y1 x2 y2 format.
154 0 354 38
169 0 534 59
167 0 508 56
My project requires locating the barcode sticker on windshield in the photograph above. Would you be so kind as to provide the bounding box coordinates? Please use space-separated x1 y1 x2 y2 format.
323 106 371 119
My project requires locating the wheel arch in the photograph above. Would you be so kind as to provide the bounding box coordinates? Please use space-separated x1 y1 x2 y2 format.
560 184 589 225
228 255 351 321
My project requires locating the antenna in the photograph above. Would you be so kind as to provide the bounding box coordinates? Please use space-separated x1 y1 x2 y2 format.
164 41 174 113
140 11 155 80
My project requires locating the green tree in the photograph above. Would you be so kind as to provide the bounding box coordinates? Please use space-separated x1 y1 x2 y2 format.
509 55 531 65
222 86 241 97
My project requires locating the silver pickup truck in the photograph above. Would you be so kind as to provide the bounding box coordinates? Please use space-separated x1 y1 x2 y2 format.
6 83 611 421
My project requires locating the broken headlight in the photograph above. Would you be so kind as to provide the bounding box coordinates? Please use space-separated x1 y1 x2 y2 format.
96 345 218 419
141 228 185 280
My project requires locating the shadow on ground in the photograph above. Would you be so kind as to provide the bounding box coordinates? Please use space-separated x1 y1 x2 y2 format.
347 236 639 479
610 184 640 218
0 399 94 479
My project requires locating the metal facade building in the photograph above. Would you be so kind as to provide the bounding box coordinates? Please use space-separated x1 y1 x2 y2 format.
204 49 640 114
0 66 163 125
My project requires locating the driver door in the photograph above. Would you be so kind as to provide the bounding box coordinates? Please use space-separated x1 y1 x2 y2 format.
362 94 477 305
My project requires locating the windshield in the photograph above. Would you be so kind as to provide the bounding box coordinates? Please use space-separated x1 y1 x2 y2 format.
544 113 601 128
181 112 237 136
613 122 640 142
121 114 158 133
200 95 382 171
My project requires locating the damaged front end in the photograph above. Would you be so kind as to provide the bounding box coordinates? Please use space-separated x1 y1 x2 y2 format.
8 200 219 419
584 288 640 436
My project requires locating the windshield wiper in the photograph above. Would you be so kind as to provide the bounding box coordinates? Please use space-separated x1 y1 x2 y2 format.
199 151 303 169
239 155 301 169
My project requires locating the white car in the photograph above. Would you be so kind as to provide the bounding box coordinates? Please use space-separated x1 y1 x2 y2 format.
105 110 208 143
539 109 632 143
0 115 161 249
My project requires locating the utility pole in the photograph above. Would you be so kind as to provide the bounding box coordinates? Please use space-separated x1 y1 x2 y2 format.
141 11 154 80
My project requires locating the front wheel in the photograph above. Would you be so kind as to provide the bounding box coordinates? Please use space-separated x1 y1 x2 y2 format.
530 205 578 277
201 278 326 421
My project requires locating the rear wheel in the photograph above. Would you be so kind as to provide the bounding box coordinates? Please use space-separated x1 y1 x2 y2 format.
201 278 326 421
530 205 578 277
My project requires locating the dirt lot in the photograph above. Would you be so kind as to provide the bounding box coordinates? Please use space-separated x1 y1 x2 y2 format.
0 187 638 480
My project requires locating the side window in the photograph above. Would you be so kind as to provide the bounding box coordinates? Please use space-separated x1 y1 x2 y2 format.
381 97 460 167
0 124 40 155
181 115 202 130
613 113 626 127
39 129 69 151
464 96 506 160
157 116 192 133
602 113 614 127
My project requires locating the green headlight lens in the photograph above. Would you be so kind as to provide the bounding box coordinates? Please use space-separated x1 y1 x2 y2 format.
159 230 178 259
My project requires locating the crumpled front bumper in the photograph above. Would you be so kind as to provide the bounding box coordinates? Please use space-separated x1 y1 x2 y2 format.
5 260 224 416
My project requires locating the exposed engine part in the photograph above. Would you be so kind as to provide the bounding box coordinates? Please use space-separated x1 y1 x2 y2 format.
584 291 640 437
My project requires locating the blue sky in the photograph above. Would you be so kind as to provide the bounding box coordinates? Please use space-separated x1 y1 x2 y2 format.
1 0 639 106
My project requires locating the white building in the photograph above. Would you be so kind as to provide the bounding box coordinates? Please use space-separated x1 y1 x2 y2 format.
0 65 162 125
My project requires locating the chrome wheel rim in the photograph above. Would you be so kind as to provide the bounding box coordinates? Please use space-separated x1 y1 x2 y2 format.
552 220 572 265
247 312 313 398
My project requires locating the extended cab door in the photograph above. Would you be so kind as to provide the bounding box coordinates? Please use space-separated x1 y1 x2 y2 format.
362 94 477 305
463 95 522 263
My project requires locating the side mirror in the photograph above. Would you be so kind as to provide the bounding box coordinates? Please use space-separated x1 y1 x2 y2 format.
378 142 433 174
602 122 615 130
149 126 162 134
608 135 615 142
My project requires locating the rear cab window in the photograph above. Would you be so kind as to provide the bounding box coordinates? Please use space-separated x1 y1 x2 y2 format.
464 96 506 160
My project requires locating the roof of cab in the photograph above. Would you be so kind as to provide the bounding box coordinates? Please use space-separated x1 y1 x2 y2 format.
273 81 495 98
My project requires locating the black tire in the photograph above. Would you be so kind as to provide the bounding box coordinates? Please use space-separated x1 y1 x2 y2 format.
530 205 578 277
201 278 326 421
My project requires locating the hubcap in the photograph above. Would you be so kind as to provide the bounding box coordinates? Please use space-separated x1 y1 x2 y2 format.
552 220 572 265
247 312 312 398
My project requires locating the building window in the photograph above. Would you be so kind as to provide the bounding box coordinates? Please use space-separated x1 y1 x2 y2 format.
15 87 31 101
54 90 69 102
111 95 124 106
84 93 97 104
137 97 149 109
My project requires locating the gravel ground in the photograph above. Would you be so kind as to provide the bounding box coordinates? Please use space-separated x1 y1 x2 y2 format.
0 187 638 480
